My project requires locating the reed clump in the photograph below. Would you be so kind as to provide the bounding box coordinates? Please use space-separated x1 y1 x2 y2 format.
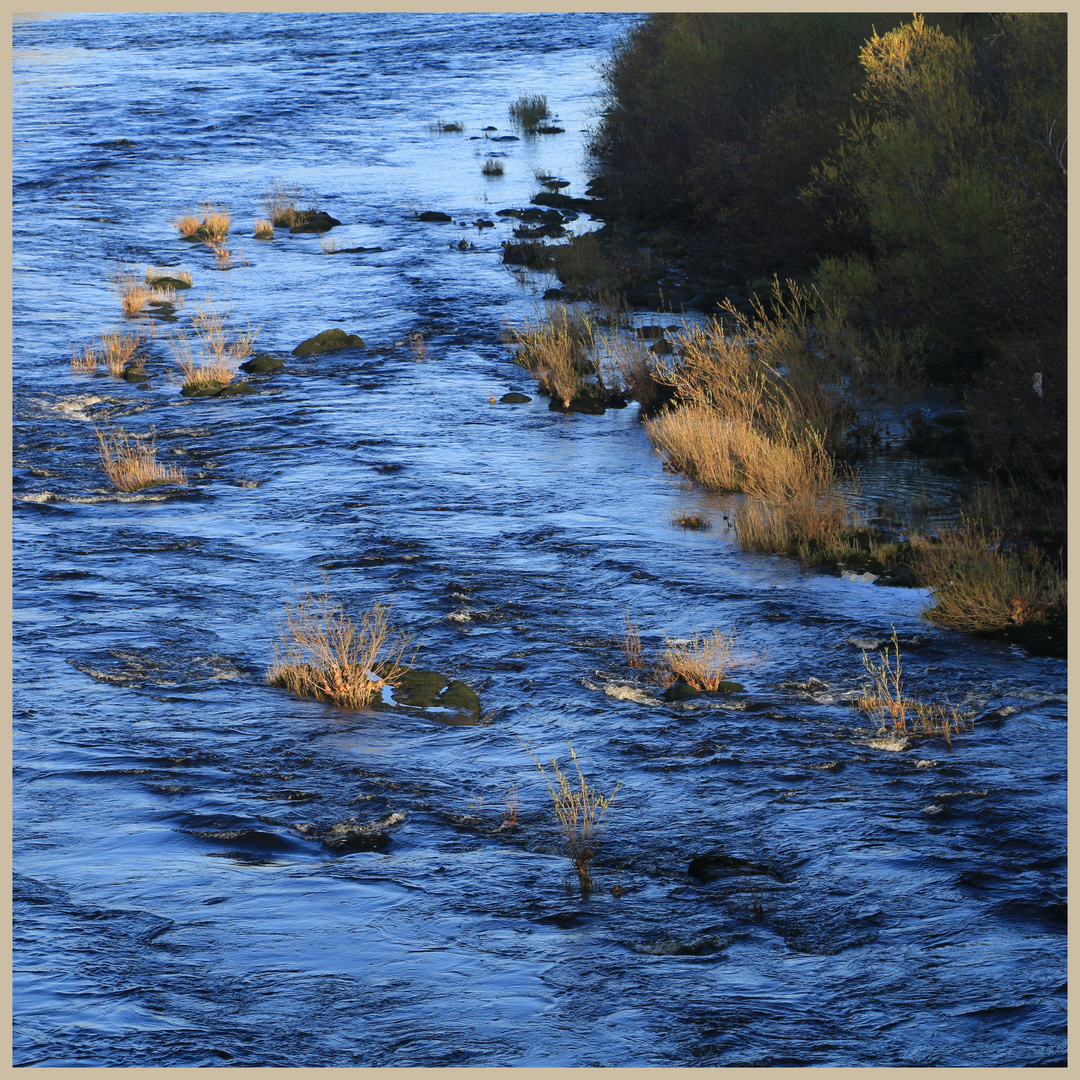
660 628 739 691
261 181 319 229
524 740 619 891
94 425 187 491
620 604 643 668
481 158 505 177
855 629 974 743
268 591 413 709
504 303 597 407
72 328 146 377
254 218 275 239
169 296 259 394
910 521 1066 635
508 93 551 132
110 266 153 317
173 202 231 244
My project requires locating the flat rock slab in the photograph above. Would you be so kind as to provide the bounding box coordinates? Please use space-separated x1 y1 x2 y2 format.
292 329 366 356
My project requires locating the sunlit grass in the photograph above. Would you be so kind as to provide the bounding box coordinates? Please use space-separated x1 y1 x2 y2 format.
94 425 186 491
267 590 413 709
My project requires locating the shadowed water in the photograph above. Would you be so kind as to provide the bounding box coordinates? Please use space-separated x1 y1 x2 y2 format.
13 12 1066 1068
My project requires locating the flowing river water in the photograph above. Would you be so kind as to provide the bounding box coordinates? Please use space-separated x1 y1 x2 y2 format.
12 13 1067 1068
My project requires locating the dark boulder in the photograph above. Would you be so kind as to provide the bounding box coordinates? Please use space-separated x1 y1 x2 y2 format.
500 392 531 404
217 381 257 397
417 210 452 222
663 681 702 702
292 329 365 356
288 210 342 234
240 354 285 374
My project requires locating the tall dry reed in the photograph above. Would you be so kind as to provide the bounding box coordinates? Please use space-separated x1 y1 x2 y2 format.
95 426 187 491
267 591 413 709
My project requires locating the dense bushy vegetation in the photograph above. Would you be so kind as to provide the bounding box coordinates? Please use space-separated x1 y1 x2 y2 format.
589 13 1065 398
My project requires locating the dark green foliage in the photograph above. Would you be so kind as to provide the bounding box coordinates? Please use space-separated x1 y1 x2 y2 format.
590 12 1066 482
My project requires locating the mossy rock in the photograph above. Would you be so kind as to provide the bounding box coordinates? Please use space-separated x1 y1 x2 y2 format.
148 276 192 290
500 392 531 404
712 680 744 695
650 338 674 355
122 367 148 383
292 329 366 356
390 668 481 721
663 681 702 702
181 381 227 398
241 354 285 374
417 211 452 223
392 668 449 708
217 381 256 397
438 680 481 721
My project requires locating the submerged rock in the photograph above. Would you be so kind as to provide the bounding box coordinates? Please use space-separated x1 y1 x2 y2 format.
217 381 256 397
147 275 192 290
292 329 366 356
240 354 285 374
499 392 531 404
416 210 452 222
391 668 481 722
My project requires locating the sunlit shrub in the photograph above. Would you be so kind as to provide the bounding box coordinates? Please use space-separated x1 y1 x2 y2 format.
268 591 413 709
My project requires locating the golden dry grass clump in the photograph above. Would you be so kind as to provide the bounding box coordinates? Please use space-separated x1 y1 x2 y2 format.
505 303 596 407
910 521 1067 634
70 328 146 377
254 218 275 239
855 629 974 744
169 296 259 394
173 202 231 243
95 425 187 491
524 740 619 891
659 628 740 691
620 604 643 669
260 180 318 229
267 591 413 709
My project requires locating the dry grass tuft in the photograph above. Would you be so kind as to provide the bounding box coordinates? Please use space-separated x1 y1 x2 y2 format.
95 425 187 491
672 510 711 530
319 234 337 255
481 158 505 177
110 266 152 317
254 218 275 239
910 522 1066 634
97 328 144 376
261 181 318 229
70 341 99 374
173 202 231 243
645 406 835 501
855 629 974 743
620 604 643 668
267 590 413 709
523 740 619 890
73 327 146 376
504 303 597 407
734 489 857 561
169 296 259 393
660 628 739 691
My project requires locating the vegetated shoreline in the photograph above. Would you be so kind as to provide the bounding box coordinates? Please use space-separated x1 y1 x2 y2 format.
501 13 1066 659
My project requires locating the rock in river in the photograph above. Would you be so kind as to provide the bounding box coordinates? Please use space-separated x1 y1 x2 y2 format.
292 329 366 356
